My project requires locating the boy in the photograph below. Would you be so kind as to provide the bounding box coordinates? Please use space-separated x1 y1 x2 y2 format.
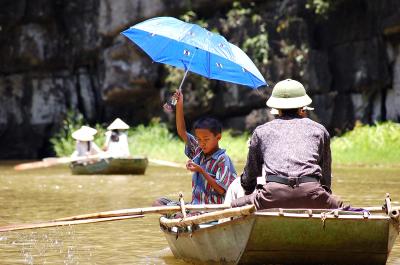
175 90 237 204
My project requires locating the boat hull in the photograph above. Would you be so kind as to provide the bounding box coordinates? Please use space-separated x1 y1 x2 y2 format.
70 157 148 175
161 210 399 265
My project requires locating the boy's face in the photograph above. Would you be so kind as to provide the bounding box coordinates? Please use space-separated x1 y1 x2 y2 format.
194 128 221 155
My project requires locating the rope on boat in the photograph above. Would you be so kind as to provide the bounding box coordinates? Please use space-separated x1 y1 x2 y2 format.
385 193 400 222
178 192 187 219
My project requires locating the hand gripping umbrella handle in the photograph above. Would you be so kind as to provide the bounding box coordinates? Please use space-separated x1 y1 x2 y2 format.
163 48 198 111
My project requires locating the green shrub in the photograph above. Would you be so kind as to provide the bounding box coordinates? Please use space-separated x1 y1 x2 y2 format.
331 122 400 166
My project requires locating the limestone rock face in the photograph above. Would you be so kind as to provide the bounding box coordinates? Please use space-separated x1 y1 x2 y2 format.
98 0 167 37
0 71 81 158
0 0 399 158
386 44 400 121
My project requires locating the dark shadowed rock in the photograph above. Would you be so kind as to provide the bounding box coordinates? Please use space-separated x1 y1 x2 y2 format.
245 108 274 132
386 44 400 122
310 92 337 127
329 38 390 93
304 50 331 94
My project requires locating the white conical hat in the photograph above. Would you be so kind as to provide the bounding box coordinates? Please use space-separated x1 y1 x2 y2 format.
107 118 129 130
72 126 97 141
81 125 98 135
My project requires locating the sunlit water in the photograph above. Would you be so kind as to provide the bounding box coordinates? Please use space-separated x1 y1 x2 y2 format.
0 161 399 264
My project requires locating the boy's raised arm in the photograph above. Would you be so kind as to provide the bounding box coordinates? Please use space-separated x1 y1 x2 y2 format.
175 90 188 143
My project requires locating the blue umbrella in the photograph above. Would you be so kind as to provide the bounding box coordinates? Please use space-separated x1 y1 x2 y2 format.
121 17 267 108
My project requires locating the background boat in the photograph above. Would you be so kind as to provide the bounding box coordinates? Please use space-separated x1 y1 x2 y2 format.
70 157 148 175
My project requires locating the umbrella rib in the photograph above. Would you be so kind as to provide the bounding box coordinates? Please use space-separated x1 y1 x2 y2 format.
205 27 211 78
245 69 257 89
151 40 173 64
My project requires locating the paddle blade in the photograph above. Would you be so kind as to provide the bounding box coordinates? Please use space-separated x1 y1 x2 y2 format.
13 156 95 171
0 214 144 232
14 160 61 171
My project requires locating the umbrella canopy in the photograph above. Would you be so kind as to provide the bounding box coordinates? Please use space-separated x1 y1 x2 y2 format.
121 17 267 89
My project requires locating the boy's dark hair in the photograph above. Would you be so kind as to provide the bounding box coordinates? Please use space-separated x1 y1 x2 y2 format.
193 117 222 135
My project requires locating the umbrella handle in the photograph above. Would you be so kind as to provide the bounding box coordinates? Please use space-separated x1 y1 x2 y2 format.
163 48 197 112
163 72 188 111
178 68 190 92
169 70 189 106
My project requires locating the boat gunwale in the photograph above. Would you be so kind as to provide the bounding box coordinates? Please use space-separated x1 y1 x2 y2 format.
254 211 391 220
160 208 397 238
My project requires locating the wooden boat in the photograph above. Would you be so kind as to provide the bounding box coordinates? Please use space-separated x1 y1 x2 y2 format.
70 156 148 175
160 203 400 265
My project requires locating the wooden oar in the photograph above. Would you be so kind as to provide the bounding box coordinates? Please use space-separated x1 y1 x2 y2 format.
54 204 230 222
0 214 144 232
14 154 105 171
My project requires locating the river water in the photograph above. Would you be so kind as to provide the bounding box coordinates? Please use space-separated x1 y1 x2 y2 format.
0 161 399 264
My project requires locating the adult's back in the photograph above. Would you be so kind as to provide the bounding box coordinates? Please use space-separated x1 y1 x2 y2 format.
252 117 331 187
232 79 341 210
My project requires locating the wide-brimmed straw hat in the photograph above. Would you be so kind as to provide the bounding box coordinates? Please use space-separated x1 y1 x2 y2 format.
107 118 129 130
72 126 97 141
266 79 312 109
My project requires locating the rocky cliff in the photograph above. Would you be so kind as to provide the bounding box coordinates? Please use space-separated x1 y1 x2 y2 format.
0 0 399 158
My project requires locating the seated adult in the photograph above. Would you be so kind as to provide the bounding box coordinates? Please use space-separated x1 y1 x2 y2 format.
71 126 102 160
103 118 130 158
232 79 342 209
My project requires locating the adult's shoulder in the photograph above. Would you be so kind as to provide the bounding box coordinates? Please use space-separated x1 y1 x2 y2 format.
303 118 330 136
253 121 273 134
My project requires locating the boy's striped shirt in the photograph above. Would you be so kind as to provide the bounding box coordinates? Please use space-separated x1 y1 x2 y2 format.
185 133 237 204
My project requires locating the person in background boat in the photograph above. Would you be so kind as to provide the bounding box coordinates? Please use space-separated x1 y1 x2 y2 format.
103 118 131 158
153 90 237 206
71 126 102 160
232 79 342 210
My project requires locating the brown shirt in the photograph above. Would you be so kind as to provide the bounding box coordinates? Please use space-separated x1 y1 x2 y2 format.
241 116 332 193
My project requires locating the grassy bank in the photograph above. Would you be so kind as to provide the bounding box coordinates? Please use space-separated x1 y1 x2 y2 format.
51 119 400 166
331 121 400 166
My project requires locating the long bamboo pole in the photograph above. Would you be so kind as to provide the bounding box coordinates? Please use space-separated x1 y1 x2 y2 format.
54 204 231 222
14 154 106 171
0 214 144 232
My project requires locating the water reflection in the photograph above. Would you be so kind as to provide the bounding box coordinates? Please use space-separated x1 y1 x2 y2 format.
0 162 399 264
